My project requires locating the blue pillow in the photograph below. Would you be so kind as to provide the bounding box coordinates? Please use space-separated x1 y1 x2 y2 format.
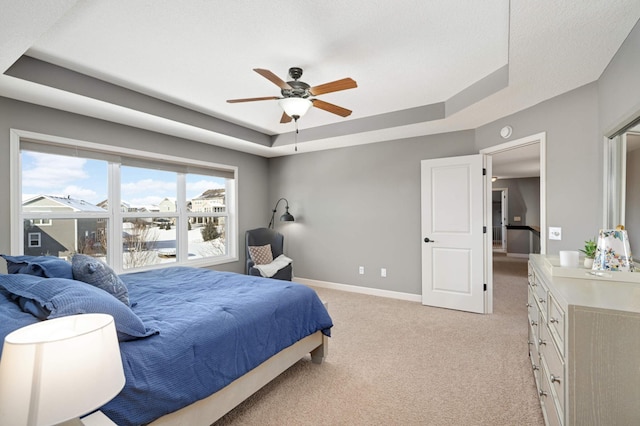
1 255 73 279
0 274 157 342
71 254 130 306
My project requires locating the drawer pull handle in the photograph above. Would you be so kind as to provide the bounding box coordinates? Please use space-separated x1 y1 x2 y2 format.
539 390 547 397
530 320 537 326
528 340 534 346
549 317 559 324
526 303 532 308
550 374 561 384
538 338 546 346
538 298 545 304
532 364 539 371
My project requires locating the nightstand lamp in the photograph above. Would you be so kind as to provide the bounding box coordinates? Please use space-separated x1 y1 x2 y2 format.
0 313 124 426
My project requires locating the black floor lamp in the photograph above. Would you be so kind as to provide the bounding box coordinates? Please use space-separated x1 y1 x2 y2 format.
268 198 295 229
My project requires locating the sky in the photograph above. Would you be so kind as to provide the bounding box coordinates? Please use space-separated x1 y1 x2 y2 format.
22 151 226 207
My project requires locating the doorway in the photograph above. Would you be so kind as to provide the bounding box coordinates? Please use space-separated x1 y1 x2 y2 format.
481 132 546 256
481 132 546 311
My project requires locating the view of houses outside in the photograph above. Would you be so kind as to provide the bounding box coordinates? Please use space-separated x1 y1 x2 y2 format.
21 150 228 268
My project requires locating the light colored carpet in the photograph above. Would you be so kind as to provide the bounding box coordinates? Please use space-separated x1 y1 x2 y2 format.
215 253 544 425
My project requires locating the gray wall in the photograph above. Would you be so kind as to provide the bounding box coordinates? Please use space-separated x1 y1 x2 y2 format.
0 97 270 274
476 82 601 255
493 177 540 255
270 79 619 295
269 132 476 295
598 19 640 136
493 177 540 227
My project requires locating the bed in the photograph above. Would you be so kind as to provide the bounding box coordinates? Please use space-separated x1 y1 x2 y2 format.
0 256 333 426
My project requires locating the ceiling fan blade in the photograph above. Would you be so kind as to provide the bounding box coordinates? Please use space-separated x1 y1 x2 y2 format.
309 78 357 96
311 99 352 117
226 96 280 103
254 68 292 90
280 112 292 123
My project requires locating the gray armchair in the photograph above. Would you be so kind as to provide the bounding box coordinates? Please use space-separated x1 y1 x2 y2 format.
245 227 292 281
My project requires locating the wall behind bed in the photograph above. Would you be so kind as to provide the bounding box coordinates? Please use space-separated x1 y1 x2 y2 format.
0 96 270 274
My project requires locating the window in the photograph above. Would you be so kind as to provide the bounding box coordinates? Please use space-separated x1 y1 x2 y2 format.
27 232 41 248
11 130 237 272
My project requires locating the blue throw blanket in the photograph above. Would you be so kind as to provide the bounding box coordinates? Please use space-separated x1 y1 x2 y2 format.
0 267 332 426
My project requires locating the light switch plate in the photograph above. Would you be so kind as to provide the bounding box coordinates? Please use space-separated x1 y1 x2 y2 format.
549 227 562 240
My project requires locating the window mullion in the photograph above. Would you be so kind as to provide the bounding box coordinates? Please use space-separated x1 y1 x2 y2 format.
109 162 123 272
177 173 187 262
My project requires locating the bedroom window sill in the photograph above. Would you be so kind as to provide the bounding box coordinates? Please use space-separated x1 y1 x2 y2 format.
117 254 239 274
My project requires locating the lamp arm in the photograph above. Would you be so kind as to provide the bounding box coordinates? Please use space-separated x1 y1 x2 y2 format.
268 198 289 229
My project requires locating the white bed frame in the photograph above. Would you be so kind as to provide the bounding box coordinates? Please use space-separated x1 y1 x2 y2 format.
148 330 328 425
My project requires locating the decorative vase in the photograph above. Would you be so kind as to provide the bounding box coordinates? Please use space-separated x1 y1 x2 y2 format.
584 257 594 268
592 228 635 272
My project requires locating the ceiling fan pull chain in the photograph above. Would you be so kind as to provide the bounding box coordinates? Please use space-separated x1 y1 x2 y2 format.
294 118 299 152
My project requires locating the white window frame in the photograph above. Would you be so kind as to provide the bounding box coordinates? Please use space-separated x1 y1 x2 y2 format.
10 129 239 272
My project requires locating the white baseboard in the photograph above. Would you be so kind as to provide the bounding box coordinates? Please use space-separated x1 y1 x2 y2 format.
506 253 530 259
294 277 422 303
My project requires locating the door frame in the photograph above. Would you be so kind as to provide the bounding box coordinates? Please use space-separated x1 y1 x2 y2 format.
480 132 547 254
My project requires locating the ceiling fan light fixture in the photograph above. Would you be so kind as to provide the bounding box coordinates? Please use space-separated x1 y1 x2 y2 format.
279 97 312 119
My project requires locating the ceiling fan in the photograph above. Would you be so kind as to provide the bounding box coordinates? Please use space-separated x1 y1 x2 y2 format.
226 67 357 123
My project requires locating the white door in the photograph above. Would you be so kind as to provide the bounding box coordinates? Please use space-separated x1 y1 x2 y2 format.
421 154 488 313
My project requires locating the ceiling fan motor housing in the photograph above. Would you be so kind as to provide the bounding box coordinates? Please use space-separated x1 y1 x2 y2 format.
282 80 310 98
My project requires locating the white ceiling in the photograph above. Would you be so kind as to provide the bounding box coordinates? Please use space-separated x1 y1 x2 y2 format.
1 1 639 161
490 142 541 179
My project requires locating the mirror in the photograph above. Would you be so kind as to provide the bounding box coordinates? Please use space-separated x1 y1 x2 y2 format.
605 122 640 247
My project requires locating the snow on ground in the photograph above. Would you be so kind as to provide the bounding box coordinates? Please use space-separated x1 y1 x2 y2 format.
123 226 225 269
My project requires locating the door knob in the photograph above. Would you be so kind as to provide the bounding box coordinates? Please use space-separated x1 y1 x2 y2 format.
424 237 434 243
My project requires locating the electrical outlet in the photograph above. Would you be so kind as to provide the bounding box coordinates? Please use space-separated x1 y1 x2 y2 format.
549 227 562 240
514 216 521 222
381 268 387 278
359 266 365 275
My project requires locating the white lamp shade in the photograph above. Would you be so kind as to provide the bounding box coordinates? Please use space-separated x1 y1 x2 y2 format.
0 314 125 426
278 97 312 118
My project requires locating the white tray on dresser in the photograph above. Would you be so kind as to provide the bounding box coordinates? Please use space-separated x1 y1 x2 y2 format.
542 255 640 283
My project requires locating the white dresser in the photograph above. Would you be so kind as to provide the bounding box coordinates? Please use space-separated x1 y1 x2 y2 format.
527 254 640 426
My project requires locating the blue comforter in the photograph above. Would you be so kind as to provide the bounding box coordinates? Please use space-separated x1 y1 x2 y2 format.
0 267 333 426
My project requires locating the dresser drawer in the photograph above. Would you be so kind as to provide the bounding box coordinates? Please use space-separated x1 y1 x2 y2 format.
534 278 548 320
528 324 541 386
548 293 565 356
541 325 565 421
528 287 539 328
540 356 563 426
528 263 535 286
